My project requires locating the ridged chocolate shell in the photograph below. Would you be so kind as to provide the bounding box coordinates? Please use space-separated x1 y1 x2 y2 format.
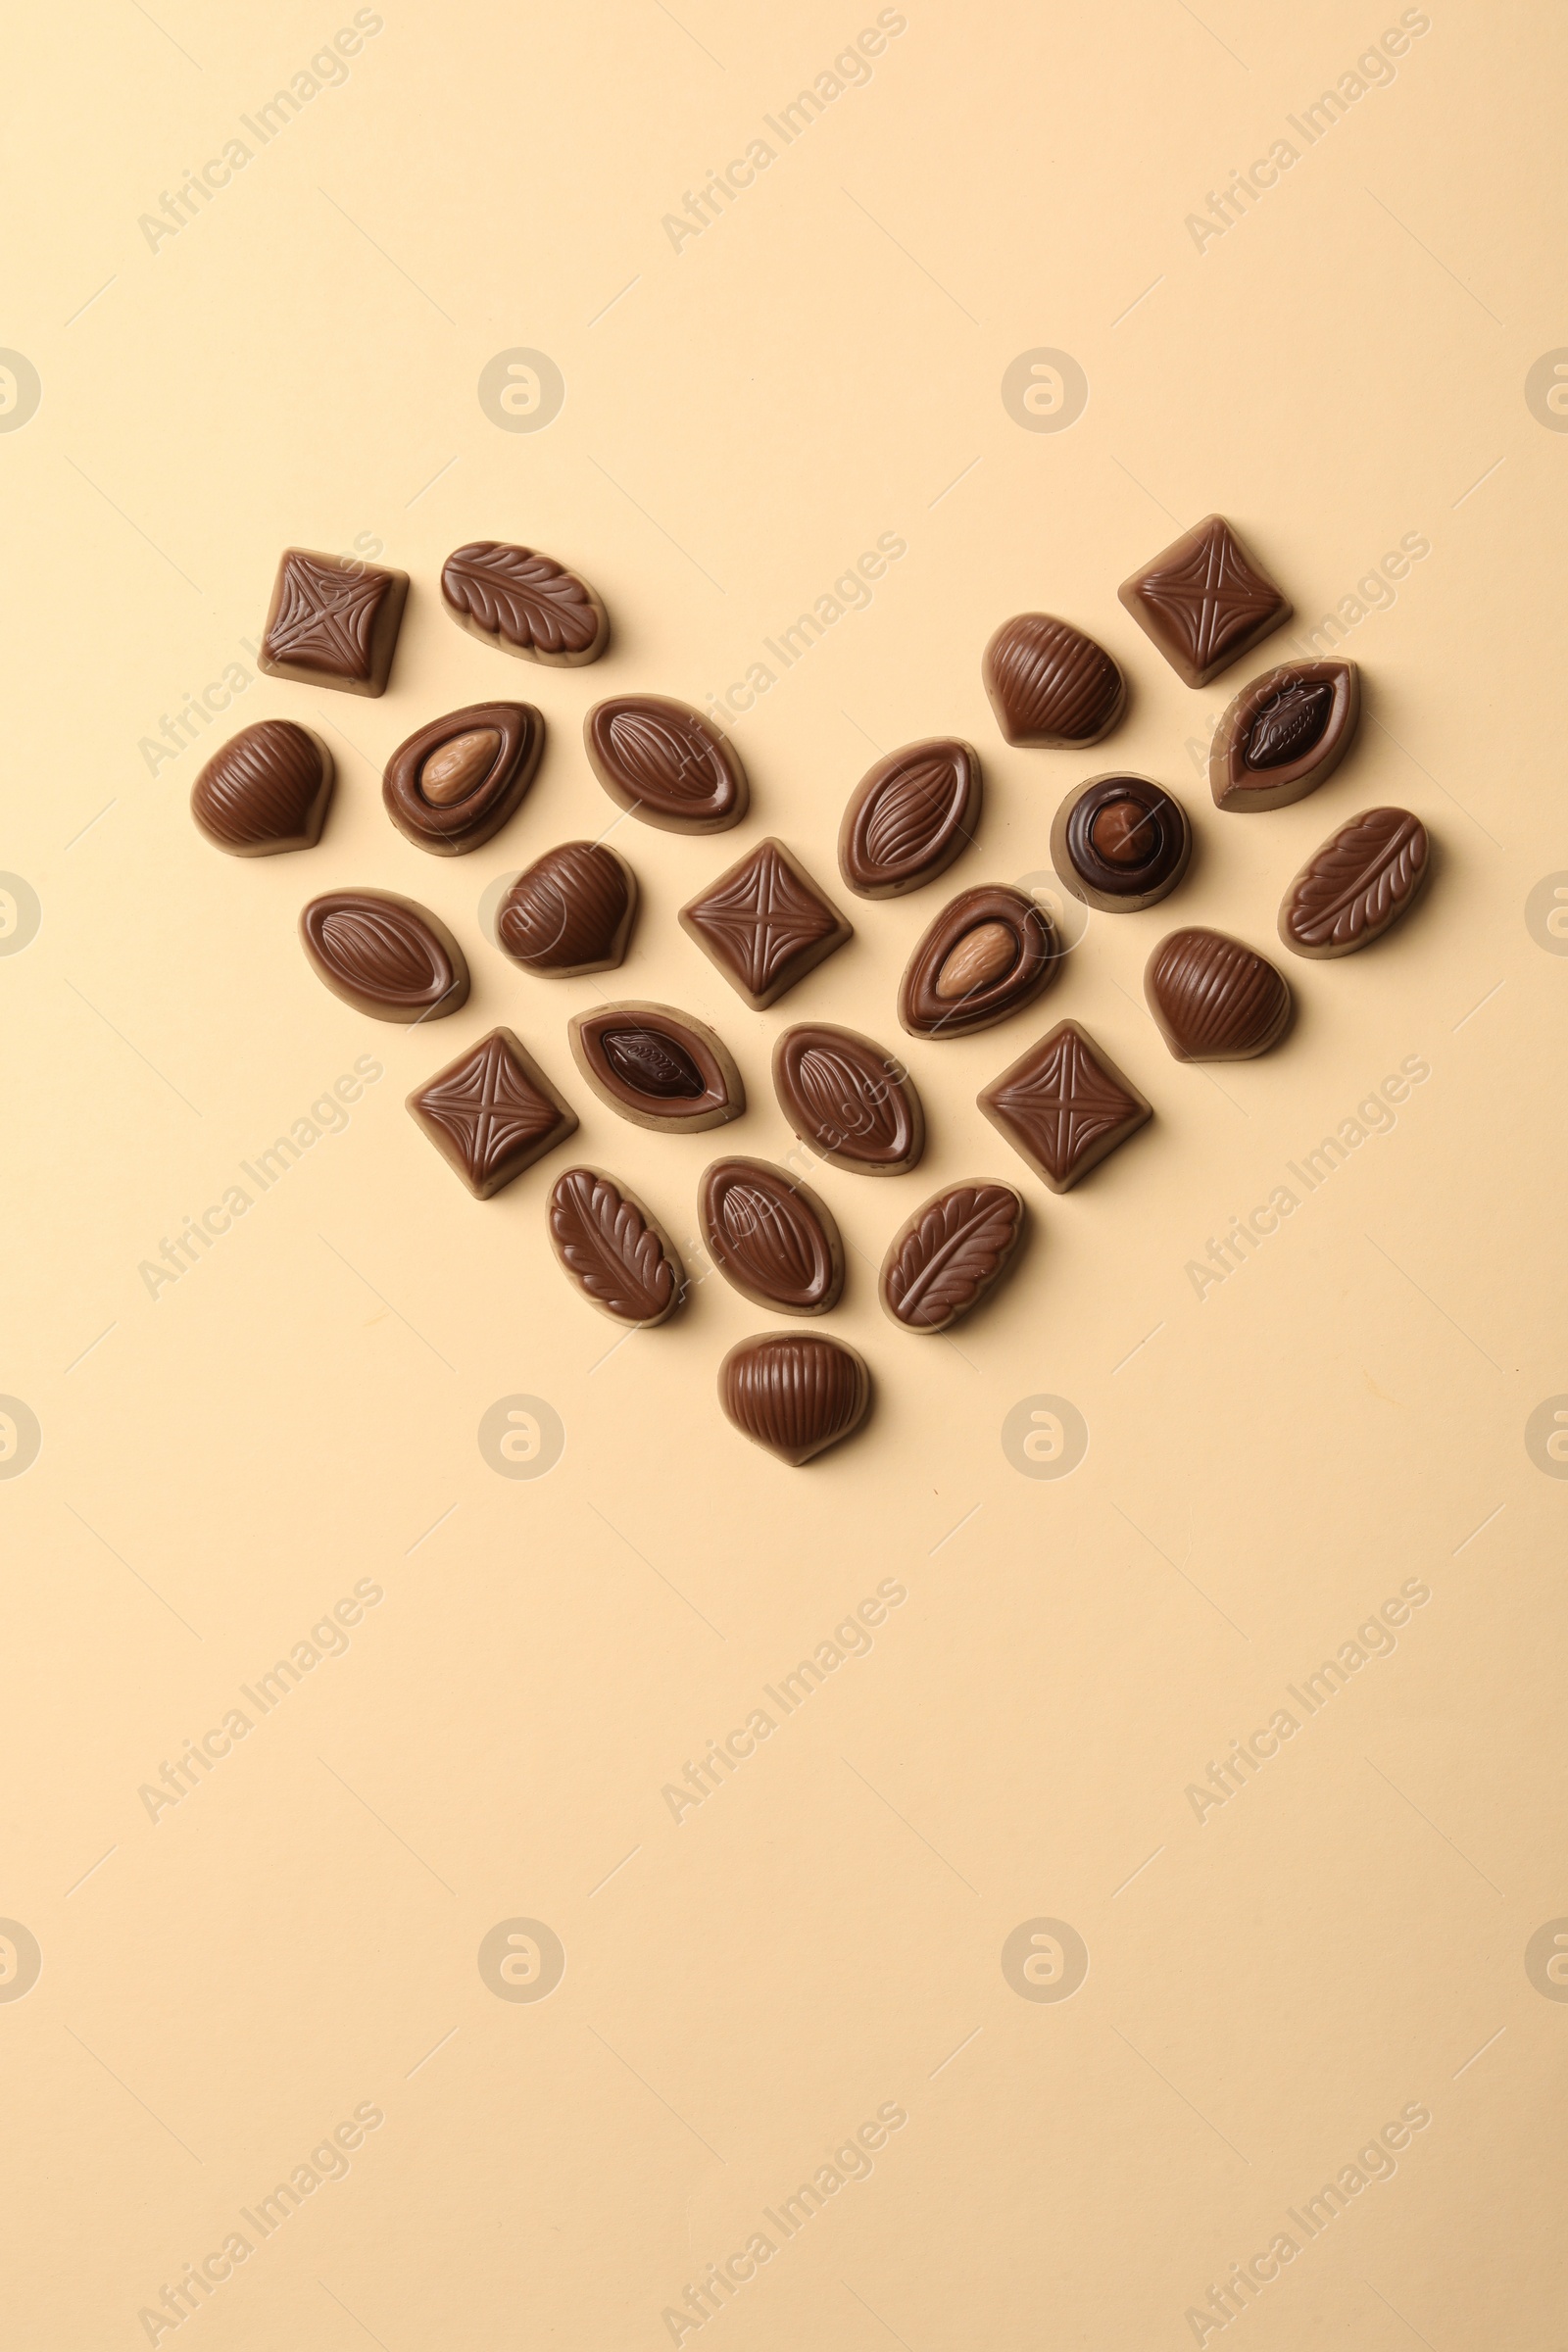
300 890 468 1023
839 739 982 899
497 842 635 974
191 720 332 855
1145 928 1293 1061
772 1024 925 1175
700 1158 844 1315
584 697 748 833
718 1332 871 1466
982 615 1126 748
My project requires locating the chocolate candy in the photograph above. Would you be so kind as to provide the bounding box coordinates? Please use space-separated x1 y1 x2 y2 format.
718 1331 871 1465
1145 928 1292 1061
497 842 637 976
300 889 468 1023
898 884 1058 1039
679 838 852 1009
1118 514 1290 688
879 1181 1025 1334
699 1158 844 1316
383 702 543 856
191 719 333 856
569 1003 743 1133
407 1028 577 1197
585 696 747 833
441 540 609 666
838 739 982 899
981 614 1126 747
772 1023 923 1176
1279 807 1430 958
1051 774 1192 912
547 1167 684 1325
1211 660 1359 811
978 1019 1152 1191
259 548 409 696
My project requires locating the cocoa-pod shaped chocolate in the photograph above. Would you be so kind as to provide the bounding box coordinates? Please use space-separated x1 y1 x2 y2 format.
569 1002 744 1133
772 1024 924 1175
839 739 983 898
584 696 747 833
301 889 468 1022
700 1159 844 1315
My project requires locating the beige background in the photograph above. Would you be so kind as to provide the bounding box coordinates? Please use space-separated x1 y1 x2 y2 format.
2 1 1565 2344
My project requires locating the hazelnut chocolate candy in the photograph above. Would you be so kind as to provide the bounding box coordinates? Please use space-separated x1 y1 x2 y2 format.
1051 774 1192 913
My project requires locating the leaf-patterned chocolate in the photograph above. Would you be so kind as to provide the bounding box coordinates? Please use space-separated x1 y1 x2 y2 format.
839 739 983 898
773 1024 924 1176
700 1158 844 1315
441 541 609 665
879 1181 1025 1334
301 889 469 1023
1279 807 1430 958
547 1168 683 1325
718 1332 872 1465
585 697 748 833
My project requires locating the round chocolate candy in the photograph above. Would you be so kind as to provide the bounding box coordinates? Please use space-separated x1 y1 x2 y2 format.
1050 773 1192 913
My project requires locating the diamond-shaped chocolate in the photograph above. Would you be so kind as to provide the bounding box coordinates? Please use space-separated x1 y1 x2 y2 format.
260 547 410 696
978 1019 1151 1192
679 837 852 1009
407 1028 576 1198
1117 514 1290 688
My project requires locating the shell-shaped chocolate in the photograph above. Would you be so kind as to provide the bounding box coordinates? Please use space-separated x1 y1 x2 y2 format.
718 1332 871 1466
497 842 636 975
772 1024 924 1176
1210 661 1359 812
1279 807 1430 958
191 720 333 856
1145 928 1293 1062
585 697 747 833
700 1158 844 1315
898 885 1059 1039
300 890 468 1022
879 1181 1025 1334
981 615 1126 748
569 1002 744 1133
839 739 983 899
547 1167 682 1325
441 541 609 666
383 703 543 855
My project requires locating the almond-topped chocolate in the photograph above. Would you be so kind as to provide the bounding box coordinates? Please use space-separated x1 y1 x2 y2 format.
898 885 1059 1039
584 696 747 833
383 702 543 855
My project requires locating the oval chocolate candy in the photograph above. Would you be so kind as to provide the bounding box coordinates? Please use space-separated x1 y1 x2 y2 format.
981 614 1126 747
1145 927 1293 1061
383 702 544 855
838 738 983 899
772 1023 924 1176
898 884 1058 1039
547 1166 684 1326
192 719 333 856
497 841 637 976
569 1002 744 1133
1051 774 1192 913
718 1331 871 1466
300 888 468 1022
584 696 747 833
700 1158 844 1316
1278 806 1430 958
441 540 609 666
1210 660 1359 811
879 1180 1026 1334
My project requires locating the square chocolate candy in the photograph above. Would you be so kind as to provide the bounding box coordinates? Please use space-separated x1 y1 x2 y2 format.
259 547 410 696
1117 514 1290 689
978 1019 1151 1192
408 1028 577 1198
